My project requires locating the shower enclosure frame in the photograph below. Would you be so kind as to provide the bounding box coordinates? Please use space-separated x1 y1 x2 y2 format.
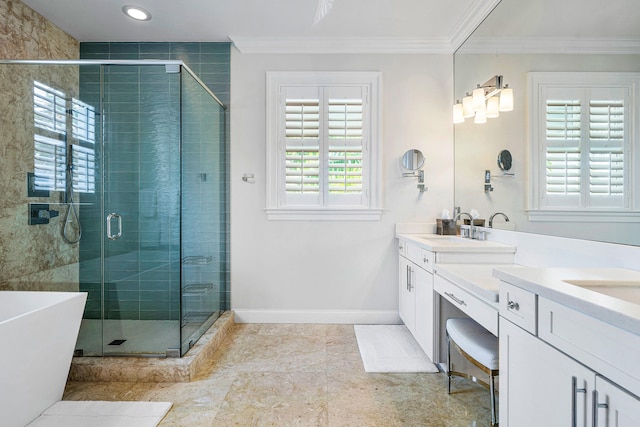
0 59 228 358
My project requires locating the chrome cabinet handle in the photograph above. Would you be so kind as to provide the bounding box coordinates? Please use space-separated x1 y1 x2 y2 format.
106 213 122 240
423 256 429 264
406 265 410 291
571 376 587 427
408 266 413 292
592 390 608 427
507 300 520 310
445 292 466 306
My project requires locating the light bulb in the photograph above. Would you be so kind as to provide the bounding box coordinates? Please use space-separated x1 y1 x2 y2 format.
486 96 500 118
472 85 485 112
474 108 487 124
462 93 474 118
122 5 152 21
499 85 514 112
453 102 464 124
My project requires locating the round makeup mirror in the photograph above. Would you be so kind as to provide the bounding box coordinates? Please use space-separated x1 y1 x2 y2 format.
497 149 512 172
402 149 425 170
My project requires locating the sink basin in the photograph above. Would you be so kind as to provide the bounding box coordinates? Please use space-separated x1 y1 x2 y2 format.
563 280 640 305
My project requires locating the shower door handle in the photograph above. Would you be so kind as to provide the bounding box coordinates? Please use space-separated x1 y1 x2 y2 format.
106 213 122 240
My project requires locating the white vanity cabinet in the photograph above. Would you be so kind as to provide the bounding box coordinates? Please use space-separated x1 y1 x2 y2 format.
397 235 515 364
500 316 595 426
498 280 640 426
398 239 435 360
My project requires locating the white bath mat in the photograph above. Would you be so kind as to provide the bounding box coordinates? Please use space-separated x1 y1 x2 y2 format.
354 324 439 373
28 401 172 427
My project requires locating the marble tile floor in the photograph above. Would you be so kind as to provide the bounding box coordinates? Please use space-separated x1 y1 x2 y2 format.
63 323 493 426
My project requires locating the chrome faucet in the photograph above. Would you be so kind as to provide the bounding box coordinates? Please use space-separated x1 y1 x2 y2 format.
455 211 473 238
489 212 510 228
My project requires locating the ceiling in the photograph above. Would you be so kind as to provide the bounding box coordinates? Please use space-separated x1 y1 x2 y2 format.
20 0 640 54
20 0 483 49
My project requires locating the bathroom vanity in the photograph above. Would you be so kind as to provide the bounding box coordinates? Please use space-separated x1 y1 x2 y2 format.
396 229 640 425
495 267 640 426
396 233 515 362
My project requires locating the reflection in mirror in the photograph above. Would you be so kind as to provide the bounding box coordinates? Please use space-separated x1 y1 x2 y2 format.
497 149 512 172
454 0 640 246
402 149 424 171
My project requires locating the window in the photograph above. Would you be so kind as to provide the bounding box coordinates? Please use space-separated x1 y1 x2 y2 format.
33 81 96 194
529 72 640 221
266 72 382 220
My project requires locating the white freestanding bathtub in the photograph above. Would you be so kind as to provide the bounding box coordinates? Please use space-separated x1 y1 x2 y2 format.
0 291 87 427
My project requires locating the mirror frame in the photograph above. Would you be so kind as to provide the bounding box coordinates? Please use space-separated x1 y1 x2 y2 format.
402 149 425 171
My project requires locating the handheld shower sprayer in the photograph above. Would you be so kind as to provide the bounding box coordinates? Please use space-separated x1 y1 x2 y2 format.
62 145 82 244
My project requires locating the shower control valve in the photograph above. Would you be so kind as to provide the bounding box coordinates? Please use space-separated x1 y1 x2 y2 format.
28 203 59 225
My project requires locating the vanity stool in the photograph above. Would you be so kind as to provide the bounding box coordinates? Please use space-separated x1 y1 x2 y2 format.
446 317 499 426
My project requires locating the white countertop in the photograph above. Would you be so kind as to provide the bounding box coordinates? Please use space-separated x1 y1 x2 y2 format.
493 267 640 336
396 233 516 253
434 263 522 303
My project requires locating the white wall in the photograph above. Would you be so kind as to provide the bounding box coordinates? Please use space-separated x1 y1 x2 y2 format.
230 50 454 323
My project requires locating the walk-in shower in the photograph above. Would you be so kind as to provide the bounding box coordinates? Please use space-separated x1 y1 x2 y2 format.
0 60 227 357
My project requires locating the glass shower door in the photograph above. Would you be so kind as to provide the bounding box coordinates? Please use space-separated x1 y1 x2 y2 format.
100 64 182 356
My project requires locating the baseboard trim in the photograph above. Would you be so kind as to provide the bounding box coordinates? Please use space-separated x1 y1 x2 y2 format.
233 309 401 324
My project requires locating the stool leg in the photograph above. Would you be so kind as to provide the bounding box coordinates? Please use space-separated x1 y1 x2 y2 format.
446 332 452 394
490 373 497 426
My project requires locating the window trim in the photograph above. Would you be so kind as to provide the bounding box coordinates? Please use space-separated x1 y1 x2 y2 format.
528 72 640 222
266 71 382 221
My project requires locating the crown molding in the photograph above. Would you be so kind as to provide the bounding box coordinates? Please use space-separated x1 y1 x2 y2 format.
229 36 453 54
457 36 640 54
448 0 502 52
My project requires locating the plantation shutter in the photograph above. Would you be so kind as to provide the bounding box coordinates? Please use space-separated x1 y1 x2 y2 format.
71 98 96 143
543 92 582 207
71 144 96 193
34 81 66 134
325 86 366 206
539 84 628 209
33 81 67 191
588 99 625 207
34 134 66 191
279 84 369 208
282 86 321 206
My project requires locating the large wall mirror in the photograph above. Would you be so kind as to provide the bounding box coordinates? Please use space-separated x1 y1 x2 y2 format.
454 0 640 245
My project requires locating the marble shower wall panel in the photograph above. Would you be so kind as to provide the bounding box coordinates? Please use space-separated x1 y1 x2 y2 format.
0 64 80 291
0 0 79 291
0 0 78 61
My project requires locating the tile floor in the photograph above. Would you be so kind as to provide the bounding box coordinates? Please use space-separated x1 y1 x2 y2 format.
63 323 492 426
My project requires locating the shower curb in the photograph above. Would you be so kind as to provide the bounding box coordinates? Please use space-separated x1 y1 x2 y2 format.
68 311 235 383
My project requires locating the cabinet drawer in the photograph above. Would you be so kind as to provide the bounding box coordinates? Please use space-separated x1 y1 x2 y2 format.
405 242 433 273
499 281 537 335
538 297 640 395
419 249 434 273
434 274 498 336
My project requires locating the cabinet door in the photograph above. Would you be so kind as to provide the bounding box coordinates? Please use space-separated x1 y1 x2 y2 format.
414 265 434 360
500 317 594 427
398 256 415 332
594 375 640 427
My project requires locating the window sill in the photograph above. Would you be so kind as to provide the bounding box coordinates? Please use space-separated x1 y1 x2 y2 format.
266 208 383 221
528 209 640 223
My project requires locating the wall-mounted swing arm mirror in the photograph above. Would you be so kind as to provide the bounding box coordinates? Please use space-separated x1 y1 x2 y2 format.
401 149 427 192
402 149 425 171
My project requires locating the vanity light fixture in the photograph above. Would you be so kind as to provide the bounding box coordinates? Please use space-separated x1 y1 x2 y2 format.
453 75 513 124
122 5 152 21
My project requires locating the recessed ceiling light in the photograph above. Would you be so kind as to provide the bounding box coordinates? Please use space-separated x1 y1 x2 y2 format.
122 5 152 21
